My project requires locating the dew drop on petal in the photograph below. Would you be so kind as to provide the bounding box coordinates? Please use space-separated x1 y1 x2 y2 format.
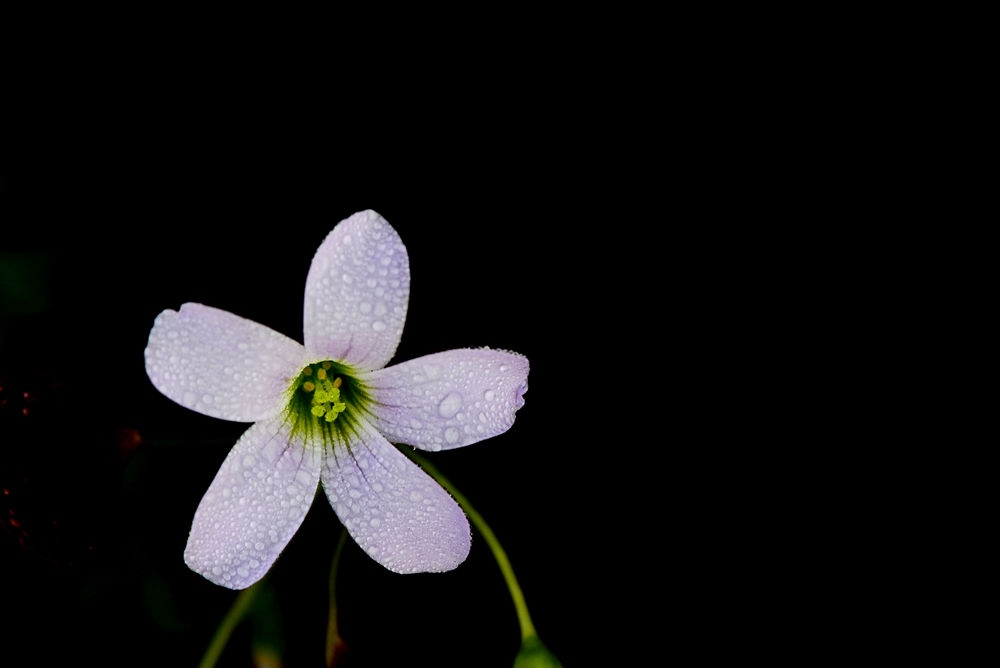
444 427 459 444
437 392 462 418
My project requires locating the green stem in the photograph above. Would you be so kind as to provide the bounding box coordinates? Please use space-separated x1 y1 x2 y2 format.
197 579 264 668
405 450 537 641
326 528 350 666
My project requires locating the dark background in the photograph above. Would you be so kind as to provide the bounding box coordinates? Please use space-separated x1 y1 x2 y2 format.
0 72 642 666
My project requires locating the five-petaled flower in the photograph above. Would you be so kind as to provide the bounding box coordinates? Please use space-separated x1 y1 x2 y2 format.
144 211 528 589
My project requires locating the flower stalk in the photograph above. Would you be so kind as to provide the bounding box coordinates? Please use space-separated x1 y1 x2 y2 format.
326 528 350 666
197 576 266 668
404 450 562 666
404 450 535 638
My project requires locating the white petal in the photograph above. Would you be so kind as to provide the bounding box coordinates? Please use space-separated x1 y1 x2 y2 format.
184 418 322 589
363 348 529 451
145 303 307 422
321 418 470 574
303 210 409 371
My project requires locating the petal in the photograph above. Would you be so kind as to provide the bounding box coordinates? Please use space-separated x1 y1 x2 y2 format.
303 210 410 371
363 348 529 451
184 417 322 589
145 303 307 422
321 418 470 574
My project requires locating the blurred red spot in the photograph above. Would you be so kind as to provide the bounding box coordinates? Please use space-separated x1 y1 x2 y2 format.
22 407 29 416
1 488 9 496
115 427 143 461
9 518 20 529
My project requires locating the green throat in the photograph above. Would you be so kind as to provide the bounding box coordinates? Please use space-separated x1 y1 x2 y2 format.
284 360 373 445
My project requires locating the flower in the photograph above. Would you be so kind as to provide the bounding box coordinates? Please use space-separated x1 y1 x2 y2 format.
144 210 529 589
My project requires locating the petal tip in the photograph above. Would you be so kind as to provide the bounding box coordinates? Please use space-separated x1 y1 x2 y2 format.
515 379 529 410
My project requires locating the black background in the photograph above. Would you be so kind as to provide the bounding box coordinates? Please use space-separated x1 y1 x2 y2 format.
0 68 645 666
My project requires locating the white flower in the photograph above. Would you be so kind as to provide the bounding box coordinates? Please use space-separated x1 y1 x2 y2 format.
144 210 528 589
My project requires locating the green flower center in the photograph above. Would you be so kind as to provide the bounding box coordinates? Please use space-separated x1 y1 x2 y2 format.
284 360 371 443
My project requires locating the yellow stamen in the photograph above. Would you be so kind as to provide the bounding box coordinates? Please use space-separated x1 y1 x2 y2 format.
303 367 313 376
322 361 332 369
302 381 315 392
332 377 342 389
317 368 327 380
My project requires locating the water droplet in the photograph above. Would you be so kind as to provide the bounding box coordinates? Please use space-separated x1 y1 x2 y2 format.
444 427 459 444
359 301 373 314
484 390 496 401
437 392 462 418
372 320 386 332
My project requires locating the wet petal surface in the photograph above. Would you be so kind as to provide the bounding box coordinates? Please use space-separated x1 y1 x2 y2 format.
364 348 529 451
184 418 322 589
145 303 306 422
303 210 409 371
320 418 470 573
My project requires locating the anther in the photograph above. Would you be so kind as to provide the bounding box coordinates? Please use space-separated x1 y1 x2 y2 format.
316 368 327 380
332 377 343 389
303 367 313 376
302 381 315 392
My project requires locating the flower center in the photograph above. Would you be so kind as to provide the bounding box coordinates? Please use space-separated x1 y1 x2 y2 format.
285 360 371 441
302 363 348 422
